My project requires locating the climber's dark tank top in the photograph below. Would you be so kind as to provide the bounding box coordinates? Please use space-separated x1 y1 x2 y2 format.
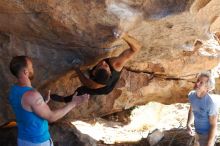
76 58 121 95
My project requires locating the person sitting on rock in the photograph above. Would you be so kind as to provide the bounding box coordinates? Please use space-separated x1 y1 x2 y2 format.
51 33 142 102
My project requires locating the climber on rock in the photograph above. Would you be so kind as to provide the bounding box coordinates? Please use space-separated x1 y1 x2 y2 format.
51 33 142 102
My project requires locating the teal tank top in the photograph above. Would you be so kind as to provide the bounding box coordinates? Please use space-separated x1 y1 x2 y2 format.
9 85 50 143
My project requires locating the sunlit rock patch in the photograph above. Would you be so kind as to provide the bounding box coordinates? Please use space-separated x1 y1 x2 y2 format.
72 102 190 145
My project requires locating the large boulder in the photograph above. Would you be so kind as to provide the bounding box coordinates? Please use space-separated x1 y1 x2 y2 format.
0 0 220 123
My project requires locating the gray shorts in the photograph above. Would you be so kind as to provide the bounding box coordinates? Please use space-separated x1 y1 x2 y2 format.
194 133 216 146
18 138 53 146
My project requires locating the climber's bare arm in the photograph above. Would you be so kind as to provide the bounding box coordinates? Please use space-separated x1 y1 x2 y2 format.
74 68 105 89
110 34 142 71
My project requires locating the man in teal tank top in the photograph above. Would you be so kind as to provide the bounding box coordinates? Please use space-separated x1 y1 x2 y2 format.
9 56 89 146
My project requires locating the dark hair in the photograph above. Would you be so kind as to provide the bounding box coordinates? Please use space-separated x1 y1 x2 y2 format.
94 69 110 84
9 56 29 77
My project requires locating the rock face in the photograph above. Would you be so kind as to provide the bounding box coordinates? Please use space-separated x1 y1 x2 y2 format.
0 0 220 123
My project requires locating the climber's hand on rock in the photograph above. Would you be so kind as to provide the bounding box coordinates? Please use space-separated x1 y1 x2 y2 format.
72 64 81 71
72 58 82 70
113 27 132 40
113 28 124 39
